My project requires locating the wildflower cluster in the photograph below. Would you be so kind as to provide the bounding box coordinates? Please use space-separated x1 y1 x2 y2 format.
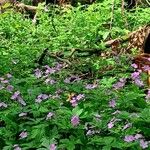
124 134 149 149
69 94 85 107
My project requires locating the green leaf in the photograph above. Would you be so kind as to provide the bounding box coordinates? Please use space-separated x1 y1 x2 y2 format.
103 32 110 40
72 106 83 116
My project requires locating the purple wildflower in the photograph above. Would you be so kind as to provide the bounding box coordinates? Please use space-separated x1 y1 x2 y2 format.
108 118 118 129
64 75 81 83
38 94 49 99
113 78 126 90
122 123 132 130
34 68 42 78
11 91 20 100
69 94 84 107
142 65 150 71
6 73 12 78
134 134 143 140
85 83 97 90
86 130 95 136
50 143 57 150
109 99 116 108
41 94 49 100
46 112 54 120
13 144 21 150
45 65 56 74
55 89 63 95
131 71 144 87
131 63 138 69
70 99 78 107
0 102 8 108
71 115 80 126
131 72 140 80
124 135 135 142
140 139 149 149
6 85 14 92
108 121 114 129
35 94 49 103
76 94 85 101
19 131 27 139
45 78 56 85
17 97 26 106
119 78 126 83
35 98 42 103
1 80 9 84
134 78 144 87
55 62 63 71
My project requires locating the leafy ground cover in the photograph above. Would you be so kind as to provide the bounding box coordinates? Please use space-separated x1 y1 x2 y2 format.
0 1 150 150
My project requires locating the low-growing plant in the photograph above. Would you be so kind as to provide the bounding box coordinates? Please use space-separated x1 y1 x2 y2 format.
0 0 150 150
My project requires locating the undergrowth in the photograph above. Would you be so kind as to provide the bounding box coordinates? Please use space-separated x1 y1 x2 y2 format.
0 1 150 150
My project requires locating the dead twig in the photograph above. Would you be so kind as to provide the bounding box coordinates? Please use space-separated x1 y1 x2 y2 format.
47 52 71 65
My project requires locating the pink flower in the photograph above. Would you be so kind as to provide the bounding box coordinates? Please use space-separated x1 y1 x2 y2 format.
131 72 140 80
19 131 27 139
46 112 54 120
0 102 8 108
50 143 57 150
1 80 9 84
140 139 148 149
11 91 20 100
45 78 56 85
108 121 114 129
107 117 119 129
70 100 78 107
113 78 126 90
13 144 21 150
17 97 26 106
45 65 56 74
35 94 49 103
71 115 80 126
142 65 150 71
131 63 138 69
134 78 144 87
134 134 143 140
122 123 132 130
124 135 135 142
109 99 116 108
64 75 81 83
34 68 42 78
85 84 97 90
6 73 12 78
76 94 85 101
6 85 14 92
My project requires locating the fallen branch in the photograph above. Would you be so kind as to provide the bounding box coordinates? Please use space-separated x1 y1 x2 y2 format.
47 52 71 65
15 2 37 13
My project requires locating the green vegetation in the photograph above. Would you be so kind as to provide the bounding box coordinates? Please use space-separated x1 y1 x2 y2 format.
0 1 150 150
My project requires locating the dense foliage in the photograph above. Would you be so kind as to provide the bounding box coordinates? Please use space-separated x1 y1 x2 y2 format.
0 1 150 150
